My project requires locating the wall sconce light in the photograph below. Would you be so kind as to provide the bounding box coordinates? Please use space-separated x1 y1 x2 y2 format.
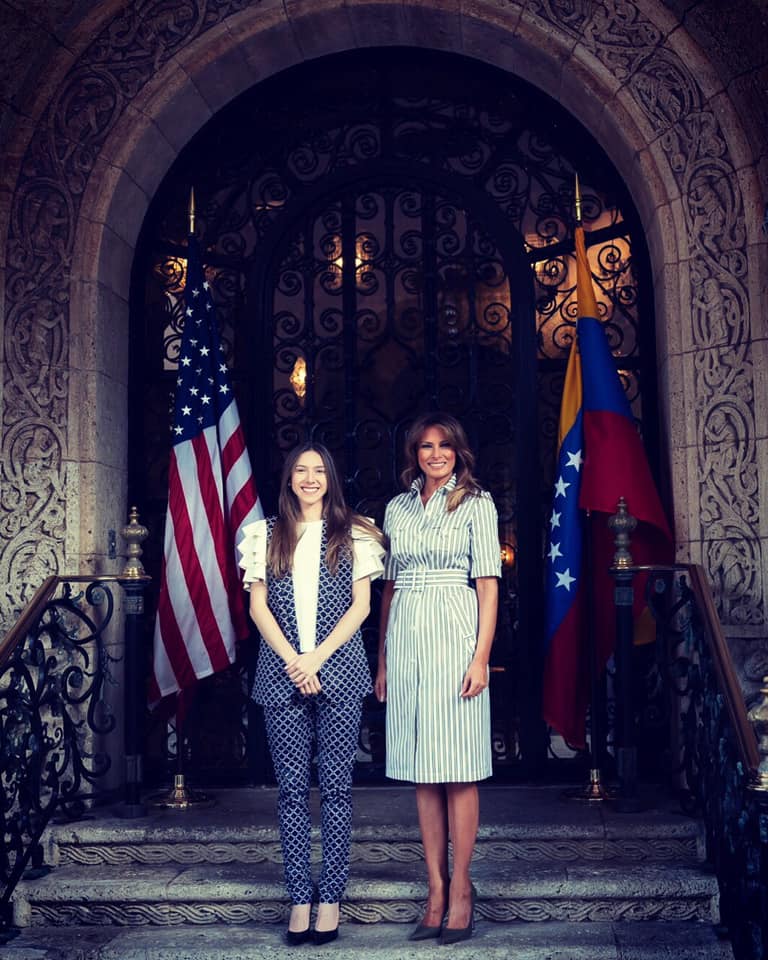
500 543 516 568
289 356 307 403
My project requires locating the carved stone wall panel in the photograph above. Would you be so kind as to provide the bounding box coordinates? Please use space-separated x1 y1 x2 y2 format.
524 0 763 625
0 0 260 627
0 0 765 637
753 316 768 624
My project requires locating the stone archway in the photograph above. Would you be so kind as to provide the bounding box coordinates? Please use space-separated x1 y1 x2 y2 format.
1 1 765 684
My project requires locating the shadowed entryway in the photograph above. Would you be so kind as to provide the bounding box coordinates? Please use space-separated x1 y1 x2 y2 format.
131 48 658 787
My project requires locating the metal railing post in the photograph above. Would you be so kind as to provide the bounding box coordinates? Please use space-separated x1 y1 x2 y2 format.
116 507 150 818
609 497 641 811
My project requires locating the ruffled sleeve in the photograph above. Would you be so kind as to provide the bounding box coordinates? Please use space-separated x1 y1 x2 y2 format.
237 518 268 587
351 520 386 583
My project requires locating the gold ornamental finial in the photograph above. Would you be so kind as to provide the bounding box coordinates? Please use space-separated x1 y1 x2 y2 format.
608 496 637 569
188 187 196 235
120 506 150 580
574 173 582 225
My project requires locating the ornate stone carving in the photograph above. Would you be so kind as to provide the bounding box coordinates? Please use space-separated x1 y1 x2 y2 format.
525 0 762 625
57 835 698 865
28 894 716 926
1 1 258 627
1 0 763 631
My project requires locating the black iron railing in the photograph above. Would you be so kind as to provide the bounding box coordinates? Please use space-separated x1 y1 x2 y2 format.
614 556 767 960
0 576 122 930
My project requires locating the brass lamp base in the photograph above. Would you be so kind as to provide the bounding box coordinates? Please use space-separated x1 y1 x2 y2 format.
562 768 617 802
147 774 215 809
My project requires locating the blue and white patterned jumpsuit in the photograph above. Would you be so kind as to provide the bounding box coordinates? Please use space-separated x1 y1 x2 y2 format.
383 474 501 783
239 518 384 904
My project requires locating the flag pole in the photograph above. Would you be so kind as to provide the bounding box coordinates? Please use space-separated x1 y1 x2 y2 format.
148 184 213 810
574 171 582 224
564 173 614 802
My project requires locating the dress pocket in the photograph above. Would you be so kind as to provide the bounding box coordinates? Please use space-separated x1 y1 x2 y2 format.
445 590 477 652
438 515 467 534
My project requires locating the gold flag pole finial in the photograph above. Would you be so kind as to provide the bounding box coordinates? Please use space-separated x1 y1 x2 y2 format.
574 173 582 225
188 187 196 235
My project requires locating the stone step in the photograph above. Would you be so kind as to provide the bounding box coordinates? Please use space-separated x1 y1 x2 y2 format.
44 785 704 867
13 858 721 927
2 920 735 959
52 833 702 867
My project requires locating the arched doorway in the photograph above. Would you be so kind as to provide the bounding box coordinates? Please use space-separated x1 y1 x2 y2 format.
131 48 658 785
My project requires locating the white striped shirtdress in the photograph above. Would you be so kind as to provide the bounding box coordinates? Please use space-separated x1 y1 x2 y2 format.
383 474 501 783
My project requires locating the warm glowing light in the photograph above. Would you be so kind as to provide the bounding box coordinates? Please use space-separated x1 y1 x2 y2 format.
289 356 307 401
329 236 365 273
500 543 516 568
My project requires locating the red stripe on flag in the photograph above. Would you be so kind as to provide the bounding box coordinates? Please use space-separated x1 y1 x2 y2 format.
191 432 252 639
221 422 246 475
191 432 232 593
223 427 260 535
155 544 197 693
167 454 232 674
581 410 672 541
230 484 259 537
542 583 588 749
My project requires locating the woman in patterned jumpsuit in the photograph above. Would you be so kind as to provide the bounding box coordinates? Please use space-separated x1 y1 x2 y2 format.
375 412 500 944
239 442 384 946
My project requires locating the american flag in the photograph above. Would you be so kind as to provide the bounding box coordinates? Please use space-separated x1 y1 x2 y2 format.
150 234 262 705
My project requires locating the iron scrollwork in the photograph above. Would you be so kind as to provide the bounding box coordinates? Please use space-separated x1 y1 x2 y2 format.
644 571 767 960
136 50 649 781
0 580 118 929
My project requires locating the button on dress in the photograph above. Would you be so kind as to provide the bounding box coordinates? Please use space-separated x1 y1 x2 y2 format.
383 475 501 783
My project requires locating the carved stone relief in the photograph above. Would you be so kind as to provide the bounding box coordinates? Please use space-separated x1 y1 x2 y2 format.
527 3 761 628
0 0 763 631
0 0 257 630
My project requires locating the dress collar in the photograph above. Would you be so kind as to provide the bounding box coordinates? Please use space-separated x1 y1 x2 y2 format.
409 473 458 497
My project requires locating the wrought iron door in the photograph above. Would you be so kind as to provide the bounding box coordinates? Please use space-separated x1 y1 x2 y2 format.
249 172 535 778
132 48 654 785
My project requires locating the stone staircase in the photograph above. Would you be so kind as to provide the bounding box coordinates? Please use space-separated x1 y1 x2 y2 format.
5 784 734 959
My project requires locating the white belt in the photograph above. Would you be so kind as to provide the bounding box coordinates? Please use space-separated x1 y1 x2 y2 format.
394 569 469 591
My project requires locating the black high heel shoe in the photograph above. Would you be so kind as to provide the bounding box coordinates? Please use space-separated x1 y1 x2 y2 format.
438 884 477 945
286 904 313 946
408 889 448 940
313 902 340 945
285 927 312 946
408 920 442 941
313 926 339 945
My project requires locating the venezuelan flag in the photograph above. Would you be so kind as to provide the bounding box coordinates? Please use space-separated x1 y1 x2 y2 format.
542 226 590 747
543 222 673 749
578 240 673 667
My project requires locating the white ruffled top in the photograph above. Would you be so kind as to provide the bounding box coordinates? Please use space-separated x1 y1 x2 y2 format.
237 518 385 652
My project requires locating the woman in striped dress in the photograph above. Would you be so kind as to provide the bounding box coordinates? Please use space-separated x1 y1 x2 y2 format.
375 412 500 944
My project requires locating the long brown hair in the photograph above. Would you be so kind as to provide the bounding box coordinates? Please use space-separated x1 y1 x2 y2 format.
400 412 482 511
268 442 383 578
